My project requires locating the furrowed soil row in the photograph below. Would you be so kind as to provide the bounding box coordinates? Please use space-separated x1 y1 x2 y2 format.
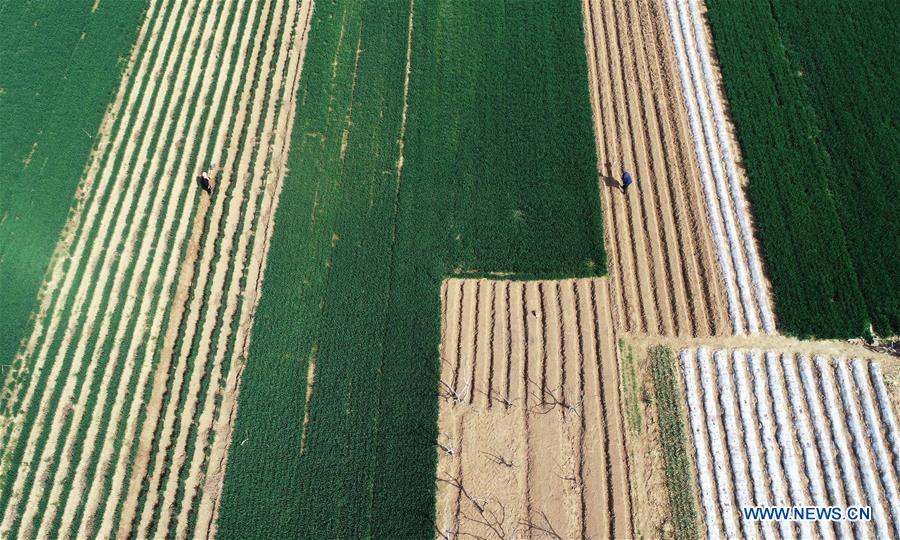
194 17 311 517
52 0 252 535
129 0 283 524
76 1 246 536
582 0 638 334
596 0 656 335
436 277 630 539
103 0 265 531
92 0 268 530
145 0 302 534
664 0 776 335
107 0 286 535
0 0 204 533
642 0 730 337
23 0 233 534
163 0 294 536
583 0 733 339
607 0 670 337
69 0 263 532
186 1 314 527
681 348 900 538
22 0 211 532
619 0 689 336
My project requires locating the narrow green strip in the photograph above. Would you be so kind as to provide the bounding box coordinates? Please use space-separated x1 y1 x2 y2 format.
649 345 698 540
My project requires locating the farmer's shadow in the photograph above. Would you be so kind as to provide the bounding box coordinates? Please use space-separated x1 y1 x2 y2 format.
601 161 620 190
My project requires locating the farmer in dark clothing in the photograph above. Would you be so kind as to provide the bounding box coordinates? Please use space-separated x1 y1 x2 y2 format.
197 171 213 195
622 170 633 193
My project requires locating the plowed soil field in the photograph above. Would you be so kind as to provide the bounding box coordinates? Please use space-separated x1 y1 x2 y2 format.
436 278 629 538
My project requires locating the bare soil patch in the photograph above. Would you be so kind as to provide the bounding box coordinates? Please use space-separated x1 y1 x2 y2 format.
436 278 631 539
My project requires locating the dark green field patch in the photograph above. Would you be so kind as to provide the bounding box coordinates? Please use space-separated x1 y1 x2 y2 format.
0 1 149 368
218 0 603 537
706 0 900 337
405 0 604 278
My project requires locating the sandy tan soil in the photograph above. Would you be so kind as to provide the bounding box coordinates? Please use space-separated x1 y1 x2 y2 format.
583 0 732 339
435 278 631 539
432 0 738 535
54 0 243 533
4 0 897 537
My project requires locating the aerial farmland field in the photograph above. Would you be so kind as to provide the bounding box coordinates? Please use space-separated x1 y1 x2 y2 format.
0 0 898 538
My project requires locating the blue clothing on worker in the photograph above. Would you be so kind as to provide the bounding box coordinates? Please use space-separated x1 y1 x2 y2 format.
622 170 633 190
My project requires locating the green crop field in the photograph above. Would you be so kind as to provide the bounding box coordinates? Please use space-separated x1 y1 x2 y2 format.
649 345 698 540
216 0 604 537
0 1 148 379
705 0 900 338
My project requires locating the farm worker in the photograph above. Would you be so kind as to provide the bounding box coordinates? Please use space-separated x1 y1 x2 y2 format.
622 170 633 193
198 171 212 195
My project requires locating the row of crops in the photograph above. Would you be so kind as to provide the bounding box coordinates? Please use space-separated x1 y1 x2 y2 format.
705 0 900 337
649 346 699 539
681 348 900 538
218 2 423 536
217 0 605 536
663 0 775 336
0 0 310 537
0 0 148 382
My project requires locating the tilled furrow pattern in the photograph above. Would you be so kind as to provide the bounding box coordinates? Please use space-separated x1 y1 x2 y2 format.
583 0 731 338
663 0 776 335
0 1 313 537
583 0 776 338
682 348 900 538
436 277 631 540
